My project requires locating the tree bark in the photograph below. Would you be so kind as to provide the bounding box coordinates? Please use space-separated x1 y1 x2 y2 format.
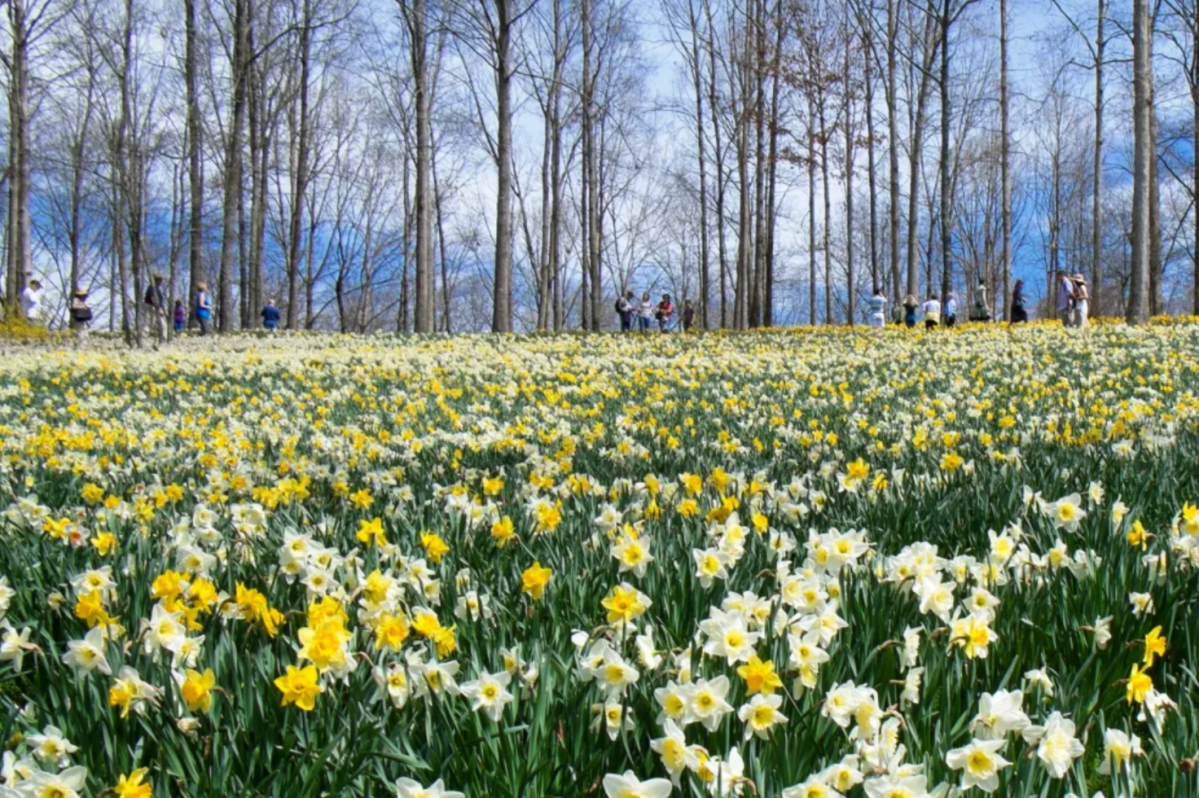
402 0 434 332
5 0 32 312
887 0 901 310
938 0 953 303
492 0 514 332
844 35 855 325
1000 0 1012 320
906 11 937 300
1129 0 1151 324
217 0 250 332
285 0 313 330
1091 0 1104 316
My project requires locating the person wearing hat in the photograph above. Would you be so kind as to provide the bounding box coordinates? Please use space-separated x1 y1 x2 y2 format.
195 280 213 335
1056 270 1076 327
144 273 167 343
20 279 43 323
1071 273 1090 329
68 288 93 344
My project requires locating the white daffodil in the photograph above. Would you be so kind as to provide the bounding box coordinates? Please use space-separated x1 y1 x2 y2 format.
945 737 1010 793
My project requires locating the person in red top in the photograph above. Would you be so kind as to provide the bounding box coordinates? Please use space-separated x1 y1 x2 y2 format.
656 293 674 331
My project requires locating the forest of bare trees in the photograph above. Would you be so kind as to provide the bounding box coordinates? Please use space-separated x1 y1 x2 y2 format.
0 0 1194 335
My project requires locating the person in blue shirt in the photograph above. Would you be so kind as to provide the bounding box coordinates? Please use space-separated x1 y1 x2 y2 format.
943 292 957 327
261 299 281 331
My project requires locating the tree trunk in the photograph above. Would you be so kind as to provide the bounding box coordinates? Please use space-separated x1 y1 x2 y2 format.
808 91 817 325
906 12 937 301
938 0 953 303
217 0 249 332
689 0 711 328
5 0 32 312
549 2 564 332
405 0 434 333
749 0 767 328
492 0 514 332
1000 0 1012 320
185 0 203 326
1148 70 1162 316
764 0 783 327
1129 0 1151 324
286 0 312 330
844 38 855 325
864 1 879 294
1091 0 1104 316
887 0 901 310
820 101 832 324
704 0 728 327
582 0 601 331
1194 10 1199 315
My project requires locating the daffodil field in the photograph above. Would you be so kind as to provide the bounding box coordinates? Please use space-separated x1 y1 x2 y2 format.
1 324 1199 798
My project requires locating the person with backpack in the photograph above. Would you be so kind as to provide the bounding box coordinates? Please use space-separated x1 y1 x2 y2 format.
262 298 281 332
1071 274 1090 329
144 274 167 343
656 293 674 332
195 281 213 336
615 291 634 332
68 288 93 345
637 292 654 332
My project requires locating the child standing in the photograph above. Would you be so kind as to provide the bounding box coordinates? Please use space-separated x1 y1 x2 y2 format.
174 300 186 333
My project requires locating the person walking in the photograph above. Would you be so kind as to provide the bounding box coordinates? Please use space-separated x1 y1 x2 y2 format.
682 300 696 332
174 300 186 333
902 294 919 328
922 293 941 330
868 289 887 329
1010 280 1028 323
1056 270 1075 327
1071 274 1090 329
656 293 674 331
262 298 281 332
943 291 958 327
68 288 92 345
637 292 653 333
144 274 168 343
970 281 992 322
615 291 633 332
195 281 213 336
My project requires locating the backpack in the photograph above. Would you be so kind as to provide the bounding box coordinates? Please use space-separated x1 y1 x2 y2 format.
1073 279 1089 301
615 298 624 314
144 285 156 305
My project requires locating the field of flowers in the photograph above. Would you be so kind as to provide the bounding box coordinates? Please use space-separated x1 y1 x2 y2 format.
0 323 1197 798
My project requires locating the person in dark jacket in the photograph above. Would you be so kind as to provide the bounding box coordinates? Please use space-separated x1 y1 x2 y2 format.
261 299 281 331
1011 280 1028 323
682 300 696 331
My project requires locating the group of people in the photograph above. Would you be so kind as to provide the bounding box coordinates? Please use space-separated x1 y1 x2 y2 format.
615 292 696 332
872 281 997 330
868 274 1086 330
21 274 283 343
1056 270 1091 329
